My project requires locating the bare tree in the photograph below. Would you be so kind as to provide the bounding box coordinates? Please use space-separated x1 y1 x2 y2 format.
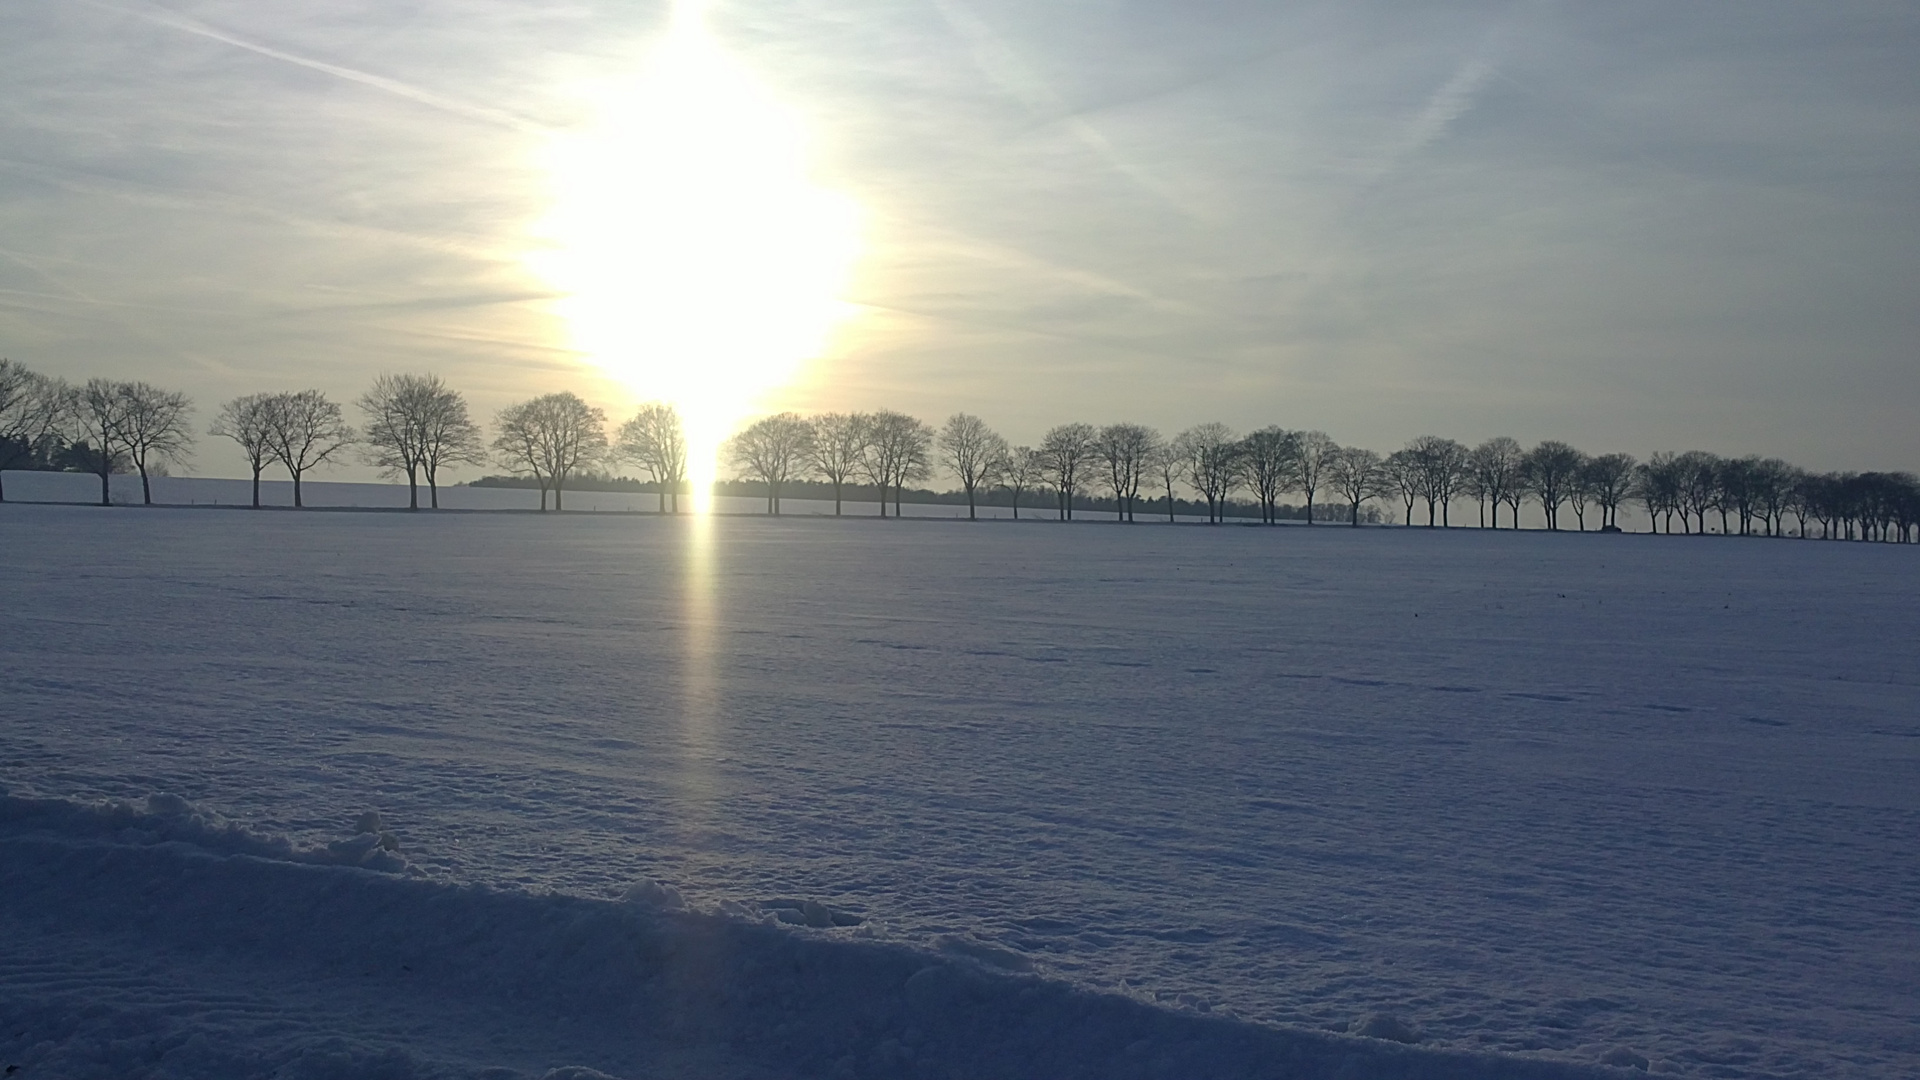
1239 426 1299 525
998 444 1041 519
493 392 606 512
808 412 869 516
859 410 933 517
1566 470 1594 531
414 379 486 509
1752 458 1798 537
1635 452 1681 534
1385 450 1420 526
727 412 814 514
1290 430 1337 524
116 382 194 505
1096 422 1158 522
1581 453 1637 530
210 394 279 509
939 413 1006 520
1327 446 1386 526
1150 437 1184 522
615 403 689 513
1038 422 1098 521
360 374 428 509
1178 423 1241 523
360 374 485 510
0 361 70 502
1672 451 1720 534
1523 441 1585 531
71 379 134 506
1404 435 1468 526
265 390 356 508
1468 437 1525 528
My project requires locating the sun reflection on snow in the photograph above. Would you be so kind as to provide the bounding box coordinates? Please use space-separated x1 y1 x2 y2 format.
528 0 861 514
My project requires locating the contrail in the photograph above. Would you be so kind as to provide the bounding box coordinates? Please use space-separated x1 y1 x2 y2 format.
932 0 1209 219
77 0 546 134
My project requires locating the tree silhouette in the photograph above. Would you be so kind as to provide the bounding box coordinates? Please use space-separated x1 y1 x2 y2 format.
210 394 278 508
1404 436 1468 526
808 412 870 516
939 413 1006 520
859 411 933 517
359 374 482 510
728 412 814 514
1096 422 1158 521
493 392 605 511
264 390 356 509
1288 431 1337 525
1522 441 1585 531
1178 423 1241 523
1239 427 1299 525
116 382 194 505
1328 446 1386 526
1039 423 1098 521
1385 450 1420 526
615 403 689 513
1468 437 1524 528
1149 438 1184 522
998 444 1042 519
0 361 69 503
1580 453 1637 530
71 379 133 506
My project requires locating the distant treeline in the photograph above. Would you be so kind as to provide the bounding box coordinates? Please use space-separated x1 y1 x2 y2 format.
469 473 1377 523
2 361 1913 541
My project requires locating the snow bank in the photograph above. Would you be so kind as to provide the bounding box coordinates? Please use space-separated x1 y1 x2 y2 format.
0 790 1624 1080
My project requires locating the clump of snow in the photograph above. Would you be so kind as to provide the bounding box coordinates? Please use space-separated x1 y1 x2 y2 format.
1601 1047 1651 1071
619 878 686 911
1358 1012 1424 1044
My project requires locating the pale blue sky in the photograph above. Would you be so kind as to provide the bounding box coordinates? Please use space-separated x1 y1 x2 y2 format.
3 0 1916 478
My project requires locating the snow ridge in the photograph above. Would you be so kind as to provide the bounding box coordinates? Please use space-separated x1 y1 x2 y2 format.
0 790 1627 1080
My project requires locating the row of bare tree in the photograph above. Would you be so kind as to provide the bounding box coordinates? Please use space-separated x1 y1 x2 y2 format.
0 363 489 509
4 361 1914 539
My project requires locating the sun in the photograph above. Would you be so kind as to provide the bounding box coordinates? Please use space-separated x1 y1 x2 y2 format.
528 0 861 512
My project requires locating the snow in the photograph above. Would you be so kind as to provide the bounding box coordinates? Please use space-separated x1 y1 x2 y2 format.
2 501 1916 1078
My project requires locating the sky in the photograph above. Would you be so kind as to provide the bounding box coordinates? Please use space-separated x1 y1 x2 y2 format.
2 0 1917 482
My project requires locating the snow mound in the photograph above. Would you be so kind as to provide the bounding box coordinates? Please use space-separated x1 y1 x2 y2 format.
0 790 1632 1080
0 789 416 873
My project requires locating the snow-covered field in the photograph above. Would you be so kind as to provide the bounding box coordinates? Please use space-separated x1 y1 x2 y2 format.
2 502 1914 1079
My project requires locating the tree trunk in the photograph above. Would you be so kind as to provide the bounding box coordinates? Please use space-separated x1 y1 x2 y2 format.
139 466 152 505
98 467 111 507
832 480 842 516
293 470 304 508
407 470 418 510
966 484 976 520
251 466 261 509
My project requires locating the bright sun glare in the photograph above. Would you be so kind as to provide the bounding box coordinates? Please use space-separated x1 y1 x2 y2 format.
530 0 861 512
